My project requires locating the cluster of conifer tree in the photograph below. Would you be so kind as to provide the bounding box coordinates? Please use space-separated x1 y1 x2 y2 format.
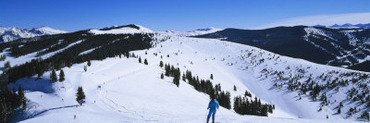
160 62 231 109
163 63 180 87
184 70 232 109
233 96 274 116
0 86 26 123
49 69 65 82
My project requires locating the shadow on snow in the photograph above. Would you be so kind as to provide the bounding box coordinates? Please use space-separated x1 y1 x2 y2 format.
10 105 78 123
8 77 56 93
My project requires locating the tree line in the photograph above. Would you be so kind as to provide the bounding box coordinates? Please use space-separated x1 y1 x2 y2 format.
1 33 153 84
233 96 274 116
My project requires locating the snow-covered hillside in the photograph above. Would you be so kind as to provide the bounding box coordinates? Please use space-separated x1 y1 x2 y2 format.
4 29 368 122
0 26 66 43
304 26 370 67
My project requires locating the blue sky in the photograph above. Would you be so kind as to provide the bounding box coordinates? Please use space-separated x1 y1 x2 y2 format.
1 0 370 31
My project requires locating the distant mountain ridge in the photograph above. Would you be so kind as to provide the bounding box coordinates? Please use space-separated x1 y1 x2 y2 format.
163 27 222 36
315 23 370 29
0 26 66 43
88 24 154 35
196 26 370 72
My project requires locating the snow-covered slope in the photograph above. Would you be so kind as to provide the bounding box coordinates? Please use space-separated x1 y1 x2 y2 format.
5 30 367 122
163 27 223 36
303 26 370 67
0 26 66 43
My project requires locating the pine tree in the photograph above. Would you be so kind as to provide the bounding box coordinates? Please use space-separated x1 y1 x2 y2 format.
0 54 6 61
182 73 186 81
59 70 65 82
210 74 213 80
18 86 26 111
337 108 341 114
144 59 148 65
268 105 273 113
165 64 170 76
234 85 237 91
50 69 57 81
244 90 252 97
4 62 10 71
76 86 86 105
87 60 91 66
173 74 180 87
37 70 44 79
138 57 142 63
361 112 369 121
0 98 10 123
125 52 129 58
172 68 180 87
159 61 163 67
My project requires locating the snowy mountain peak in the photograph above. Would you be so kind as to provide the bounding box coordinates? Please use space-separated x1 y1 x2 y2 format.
88 24 154 35
0 26 66 43
27 26 67 35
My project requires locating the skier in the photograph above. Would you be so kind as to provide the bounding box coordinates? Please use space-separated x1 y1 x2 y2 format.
207 98 219 123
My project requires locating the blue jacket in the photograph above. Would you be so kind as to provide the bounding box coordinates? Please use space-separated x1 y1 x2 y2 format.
207 99 219 111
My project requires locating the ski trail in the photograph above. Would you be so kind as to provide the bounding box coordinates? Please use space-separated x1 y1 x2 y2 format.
95 65 161 121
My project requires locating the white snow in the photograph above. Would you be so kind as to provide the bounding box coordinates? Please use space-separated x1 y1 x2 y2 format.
79 48 95 56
